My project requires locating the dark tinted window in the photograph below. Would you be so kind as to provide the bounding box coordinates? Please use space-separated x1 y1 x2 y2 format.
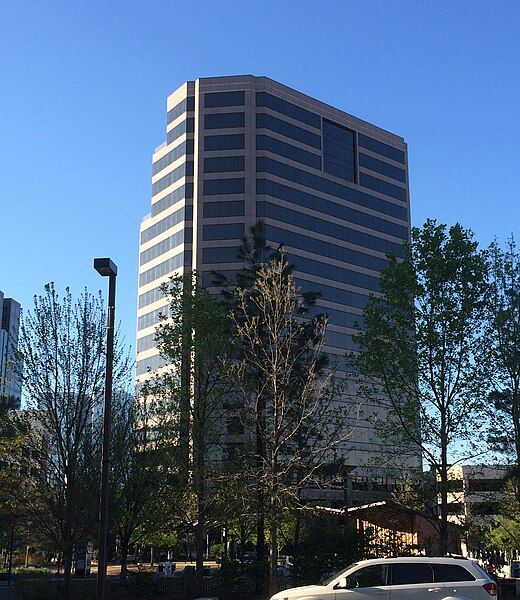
448 502 465 515
201 269 241 288
257 157 407 220
205 134 245 151
139 253 184 286
167 96 195 124
263 225 388 272
256 91 321 129
256 113 321 149
202 247 241 264
204 156 245 173
205 91 245 108
152 140 194 176
432 564 475 583
256 201 404 257
257 135 321 169
323 119 356 182
360 173 407 202
346 565 388 588
359 153 406 183
204 112 245 129
203 223 244 240
140 230 184 266
203 178 245 195
472 502 500 516
152 162 193 196
138 286 165 309
141 206 186 244
358 134 406 164
136 354 166 376
447 479 464 492
167 118 194 145
392 563 433 585
305 305 364 329
282 252 380 292
324 331 356 350
136 332 157 353
468 479 502 493
256 179 408 238
151 184 192 217
204 201 245 218
296 278 370 310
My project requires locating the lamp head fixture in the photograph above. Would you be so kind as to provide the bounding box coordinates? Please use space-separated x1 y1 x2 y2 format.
94 258 118 277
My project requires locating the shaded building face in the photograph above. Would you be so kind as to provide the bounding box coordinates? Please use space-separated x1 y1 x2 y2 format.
136 75 419 476
0 291 22 410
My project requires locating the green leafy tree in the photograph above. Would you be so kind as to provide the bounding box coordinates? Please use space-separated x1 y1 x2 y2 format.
484 239 520 478
144 273 234 591
352 220 488 554
18 284 131 597
487 474 520 556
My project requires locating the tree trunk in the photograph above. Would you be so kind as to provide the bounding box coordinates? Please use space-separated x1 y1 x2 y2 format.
439 454 449 555
268 500 278 596
150 545 154 566
256 395 266 562
513 385 520 507
62 544 74 599
194 424 205 595
179 282 193 482
254 396 267 598
120 535 129 579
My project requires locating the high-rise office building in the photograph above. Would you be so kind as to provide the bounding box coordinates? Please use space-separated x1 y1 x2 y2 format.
0 290 22 410
136 75 421 491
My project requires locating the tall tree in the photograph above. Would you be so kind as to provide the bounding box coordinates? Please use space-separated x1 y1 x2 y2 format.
230 251 347 594
213 221 272 566
483 238 520 552
485 239 520 475
213 221 319 569
18 283 131 596
145 273 233 591
352 220 488 554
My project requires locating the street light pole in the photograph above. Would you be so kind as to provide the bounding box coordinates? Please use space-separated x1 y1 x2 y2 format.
93 258 117 600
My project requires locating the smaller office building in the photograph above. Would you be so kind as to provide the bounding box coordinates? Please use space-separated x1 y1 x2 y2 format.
445 465 508 526
0 291 22 410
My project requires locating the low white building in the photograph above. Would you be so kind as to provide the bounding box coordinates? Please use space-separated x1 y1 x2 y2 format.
445 465 508 526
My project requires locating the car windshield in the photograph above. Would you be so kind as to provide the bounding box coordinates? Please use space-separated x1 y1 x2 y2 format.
321 563 358 586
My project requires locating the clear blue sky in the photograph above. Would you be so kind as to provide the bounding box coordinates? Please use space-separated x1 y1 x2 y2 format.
1 0 519 351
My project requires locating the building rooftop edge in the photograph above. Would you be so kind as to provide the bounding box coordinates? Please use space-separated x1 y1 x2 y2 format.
167 74 405 145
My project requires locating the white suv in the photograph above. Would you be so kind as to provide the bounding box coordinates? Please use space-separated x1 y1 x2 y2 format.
270 557 497 600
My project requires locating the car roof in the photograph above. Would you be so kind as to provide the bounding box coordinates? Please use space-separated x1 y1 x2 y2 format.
354 557 477 565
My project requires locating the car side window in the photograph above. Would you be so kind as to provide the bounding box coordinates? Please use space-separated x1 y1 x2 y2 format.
392 563 433 585
346 565 389 588
433 564 476 582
